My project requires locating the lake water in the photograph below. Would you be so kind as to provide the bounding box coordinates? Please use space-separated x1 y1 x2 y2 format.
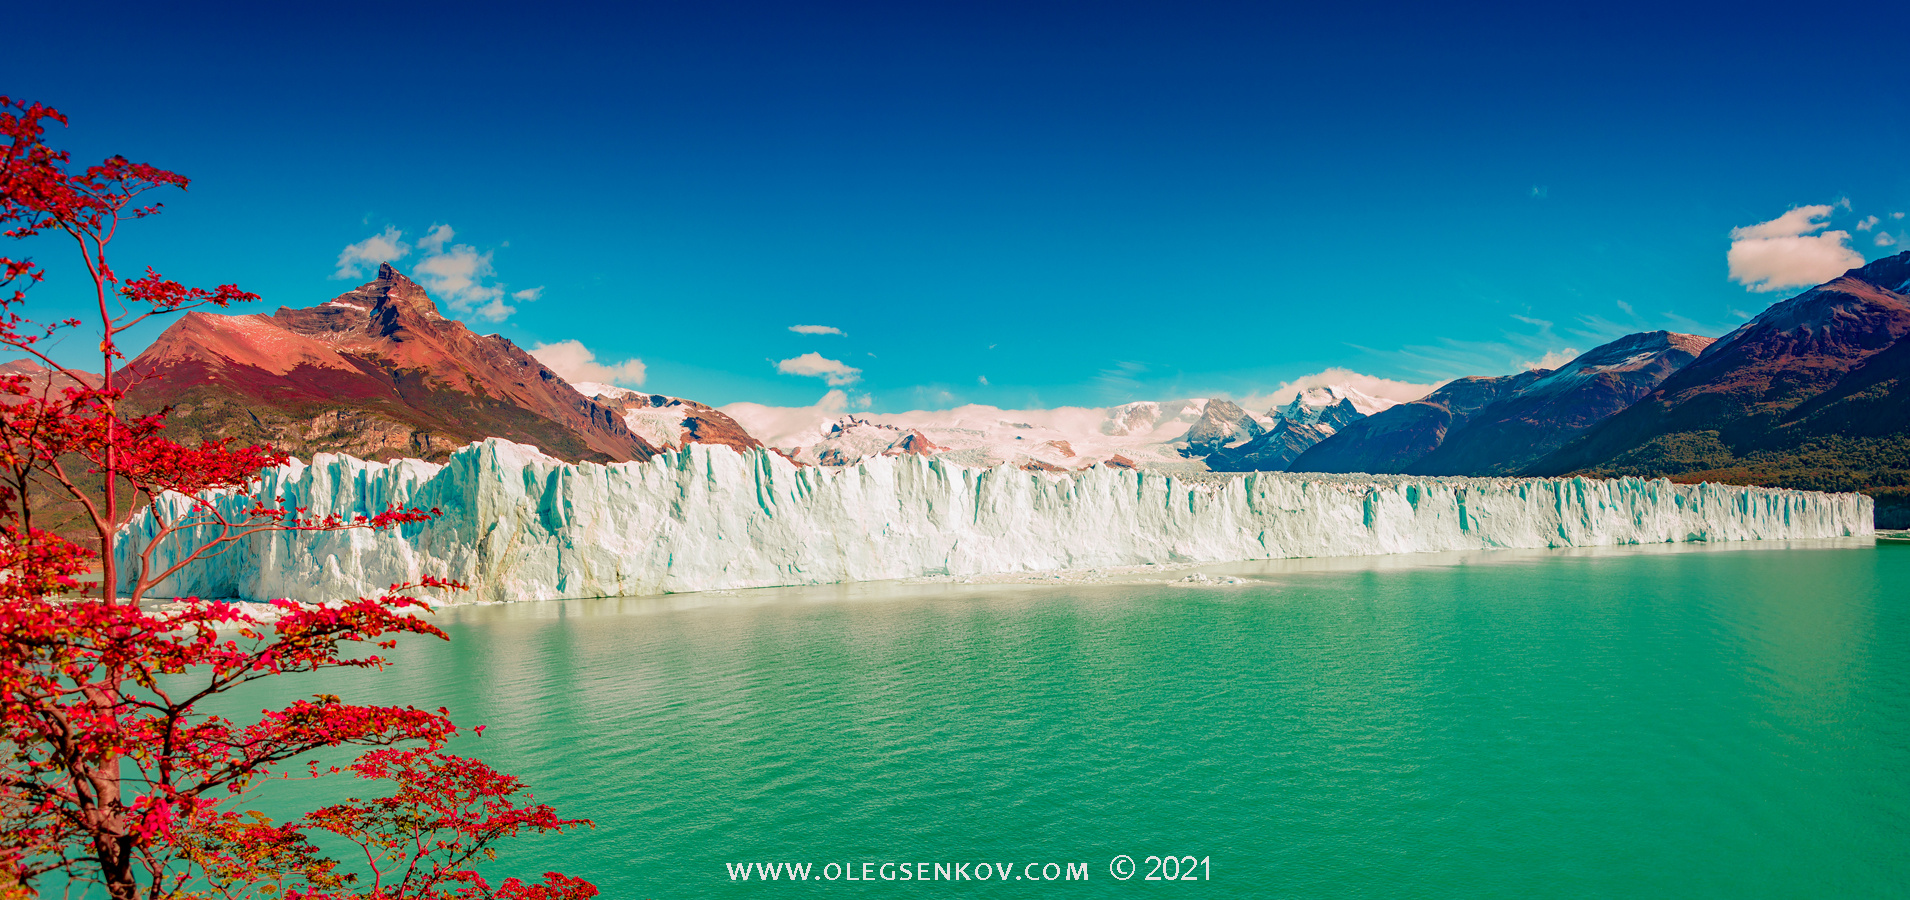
218 540 1910 898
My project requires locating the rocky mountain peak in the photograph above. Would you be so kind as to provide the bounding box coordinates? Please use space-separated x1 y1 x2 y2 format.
1181 398 1265 454
366 263 445 324
1849 249 1910 293
125 265 658 466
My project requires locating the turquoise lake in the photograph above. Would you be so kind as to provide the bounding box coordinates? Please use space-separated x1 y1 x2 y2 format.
219 540 1910 898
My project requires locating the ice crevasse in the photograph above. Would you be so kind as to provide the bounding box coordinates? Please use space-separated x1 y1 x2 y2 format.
117 438 1875 604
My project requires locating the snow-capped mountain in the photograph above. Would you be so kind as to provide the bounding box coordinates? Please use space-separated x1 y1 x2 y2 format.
1274 384 1396 425
1193 385 1397 472
724 384 1414 473
572 383 762 455
1179 399 1268 457
723 399 1221 472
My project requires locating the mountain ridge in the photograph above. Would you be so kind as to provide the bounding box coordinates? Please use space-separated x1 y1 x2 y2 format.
1532 251 1910 525
122 263 658 464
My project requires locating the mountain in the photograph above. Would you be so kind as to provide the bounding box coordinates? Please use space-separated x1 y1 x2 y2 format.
1532 251 1910 525
1179 398 1267 457
0 359 93 399
1287 331 1712 476
1289 370 1550 474
724 388 1406 474
722 399 1220 472
1204 418 1338 472
1203 386 1388 472
1405 331 1713 475
1274 385 1395 427
575 385 762 455
121 263 657 464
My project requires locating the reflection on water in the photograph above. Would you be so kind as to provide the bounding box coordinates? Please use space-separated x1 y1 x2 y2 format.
205 540 1905 898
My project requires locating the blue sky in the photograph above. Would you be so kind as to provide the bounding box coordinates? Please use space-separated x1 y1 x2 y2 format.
7 0 1908 411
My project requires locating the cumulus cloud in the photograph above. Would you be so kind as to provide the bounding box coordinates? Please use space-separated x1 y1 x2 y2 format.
789 324 844 335
1857 215 1881 232
529 340 647 387
333 223 539 322
1521 349 1580 371
1879 233 1900 248
775 352 862 386
721 390 850 449
1235 368 1440 411
1727 204 1865 292
414 243 496 303
418 223 455 254
334 226 409 279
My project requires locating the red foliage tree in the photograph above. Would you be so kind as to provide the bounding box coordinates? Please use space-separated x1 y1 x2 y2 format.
0 97 596 899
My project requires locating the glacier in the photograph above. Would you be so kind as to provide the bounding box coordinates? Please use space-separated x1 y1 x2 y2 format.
117 438 1875 604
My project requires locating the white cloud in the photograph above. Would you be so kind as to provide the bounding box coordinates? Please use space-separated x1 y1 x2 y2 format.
334 226 409 279
775 352 862 386
1521 348 1580 371
1879 233 1900 248
1857 215 1880 232
721 390 850 449
414 243 496 304
418 223 455 254
1894 212 1906 220
789 324 844 335
336 223 539 322
413 240 524 321
467 297 515 322
529 340 647 387
978 375 989 386
1727 204 1865 292
1234 368 1440 411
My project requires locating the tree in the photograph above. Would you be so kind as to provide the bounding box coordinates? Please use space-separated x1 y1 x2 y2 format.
0 97 596 899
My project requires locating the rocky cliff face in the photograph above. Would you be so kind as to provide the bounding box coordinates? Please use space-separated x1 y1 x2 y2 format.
122 263 657 464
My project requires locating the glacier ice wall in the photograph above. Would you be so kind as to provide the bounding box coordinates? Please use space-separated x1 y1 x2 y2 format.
117 439 1875 604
